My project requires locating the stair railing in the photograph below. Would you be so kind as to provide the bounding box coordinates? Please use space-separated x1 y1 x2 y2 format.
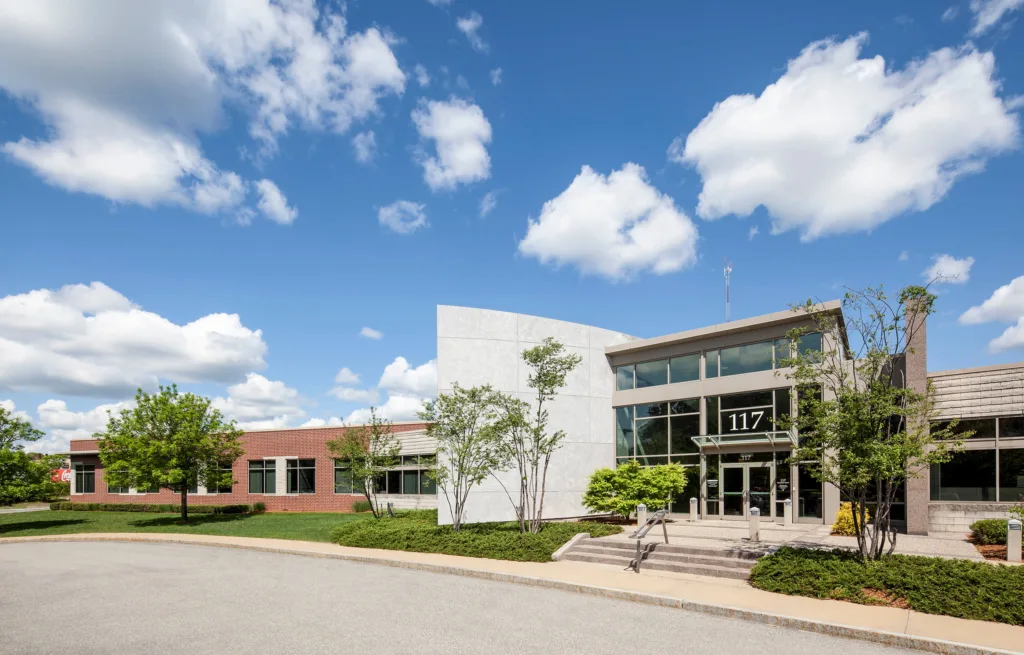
627 508 669 573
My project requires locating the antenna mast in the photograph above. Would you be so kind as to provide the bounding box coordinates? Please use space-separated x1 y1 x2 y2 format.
724 257 732 322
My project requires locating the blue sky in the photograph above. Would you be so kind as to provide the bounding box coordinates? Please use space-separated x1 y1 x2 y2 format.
1 0 1023 451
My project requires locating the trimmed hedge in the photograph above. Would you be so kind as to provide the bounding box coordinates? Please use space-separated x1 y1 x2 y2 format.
750 546 1024 625
49 502 252 515
331 509 622 562
971 518 1012 546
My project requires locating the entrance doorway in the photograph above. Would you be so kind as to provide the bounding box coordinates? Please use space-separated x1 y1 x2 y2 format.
721 462 772 519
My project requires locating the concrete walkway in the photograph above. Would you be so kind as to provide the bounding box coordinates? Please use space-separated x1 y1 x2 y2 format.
1 532 1019 654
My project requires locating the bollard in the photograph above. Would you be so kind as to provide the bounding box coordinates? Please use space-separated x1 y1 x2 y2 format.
1009 519 1022 564
636 503 647 527
689 497 698 522
783 498 793 525
749 507 760 542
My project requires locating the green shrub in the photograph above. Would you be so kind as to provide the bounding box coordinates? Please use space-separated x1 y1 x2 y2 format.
48 501 252 514
971 518 1009 545
352 500 372 513
1011 504 1024 523
252 502 266 513
831 502 871 536
331 509 621 562
750 547 1024 625
582 461 685 521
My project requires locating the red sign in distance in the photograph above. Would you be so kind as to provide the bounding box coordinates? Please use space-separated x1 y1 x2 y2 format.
52 469 72 483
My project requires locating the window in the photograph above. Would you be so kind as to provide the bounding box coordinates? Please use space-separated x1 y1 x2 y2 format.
773 338 791 366
1001 417 1024 439
619 398 699 466
248 460 276 494
930 450 997 501
615 406 634 459
616 365 634 391
107 480 129 494
334 462 361 494
720 341 774 377
635 417 668 464
669 402 700 460
635 359 668 388
796 332 822 358
74 464 95 494
287 459 316 494
210 462 233 494
635 402 668 419
669 354 700 384
932 419 996 440
705 350 719 379
366 459 437 495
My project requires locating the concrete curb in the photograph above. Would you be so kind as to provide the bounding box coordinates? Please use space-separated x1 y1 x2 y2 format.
0 534 1015 655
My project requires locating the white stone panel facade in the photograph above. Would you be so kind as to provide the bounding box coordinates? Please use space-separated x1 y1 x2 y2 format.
435 305 635 525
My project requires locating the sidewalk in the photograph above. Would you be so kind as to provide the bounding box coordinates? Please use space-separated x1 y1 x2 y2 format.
1 532 1019 654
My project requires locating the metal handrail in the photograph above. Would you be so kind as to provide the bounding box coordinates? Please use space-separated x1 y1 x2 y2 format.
627 508 669 574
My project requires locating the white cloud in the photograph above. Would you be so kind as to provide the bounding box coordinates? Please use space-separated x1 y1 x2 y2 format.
412 97 492 190
0 399 31 423
360 327 384 340
329 386 380 404
32 398 133 453
335 368 361 385
456 12 488 52
352 131 377 164
378 357 437 397
480 191 498 217
211 373 305 430
427 0 454 6
299 416 345 428
673 34 1020 241
518 163 699 281
899 250 910 262
748 225 759 240
924 254 975 284
960 276 1024 352
345 395 426 424
414 64 431 88
255 179 298 225
378 200 427 234
943 6 960 21
0 1 405 220
0 282 266 397
332 356 436 424
490 68 503 85
970 0 1024 34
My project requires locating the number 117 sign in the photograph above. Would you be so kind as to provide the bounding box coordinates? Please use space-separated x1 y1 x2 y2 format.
722 408 770 434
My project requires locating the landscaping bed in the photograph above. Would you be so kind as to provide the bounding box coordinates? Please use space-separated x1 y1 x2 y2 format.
331 509 622 562
749 546 1024 625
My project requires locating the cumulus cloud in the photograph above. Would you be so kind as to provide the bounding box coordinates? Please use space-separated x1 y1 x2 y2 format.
412 98 492 190
352 131 377 164
457 12 488 52
960 276 1024 352
943 6 960 21
518 163 699 281
748 226 759 240
0 282 266 397
299 417 344 428
211 373 305 430
480 191 498 217
378 200 428 234
335 368 361 385
31 398 134 453
0 1 405 221
330 387 380 404
924 254 975 284
0 399 31 424
340 357 437 424
345 395 426 424
899 250 910 262
360 327 384 340
414 64 431 87
970 0 1024 34
255 179 298 225
490 68 503 85
672 34 1020 241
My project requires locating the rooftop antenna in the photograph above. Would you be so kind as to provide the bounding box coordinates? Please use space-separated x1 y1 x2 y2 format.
724 257 732 322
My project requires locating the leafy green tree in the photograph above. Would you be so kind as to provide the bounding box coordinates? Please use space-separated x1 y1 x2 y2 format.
781 286 963 560
98 386 244 521
0 405 65 505
326 408 400 519
582 461 686 522
419 384 504 532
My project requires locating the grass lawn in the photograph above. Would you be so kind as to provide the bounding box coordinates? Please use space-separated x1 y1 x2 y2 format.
0 510 364 543
749 546 1024 626
331 509 622 562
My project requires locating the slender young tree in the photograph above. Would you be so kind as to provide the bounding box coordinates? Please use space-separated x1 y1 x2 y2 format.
780 286 963 560
326 408 400 519
99 386 244 522
419 384 504 532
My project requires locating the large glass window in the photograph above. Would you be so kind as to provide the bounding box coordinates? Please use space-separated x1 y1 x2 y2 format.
334 462 360 494
635 360 668 388
719 341 774 377
615 365 634 391
670 402 700 460
107 479 129 494
798 465 822 519
210 462 233 494
713 389 788 436
930 450 997 501
619 399 699 466
287 459 316 494
999 448 1024 504
248 460 276 494
705 350 719 379
1000 417 1024 439
74 464 95 494
635 402 668 419
933 418 996 440
615 406 634 459
796 332 822 358
635 418 668 464
773 338 791 367
669 354 700 384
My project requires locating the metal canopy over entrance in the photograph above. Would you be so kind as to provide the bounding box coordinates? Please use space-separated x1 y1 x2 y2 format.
690 430 797 449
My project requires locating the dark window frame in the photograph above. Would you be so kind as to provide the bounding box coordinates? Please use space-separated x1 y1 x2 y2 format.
286 459 317 494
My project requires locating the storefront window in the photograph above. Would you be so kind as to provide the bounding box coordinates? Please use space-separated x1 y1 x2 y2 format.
999 448 1024 504
930 450 997 501
669 354 700 384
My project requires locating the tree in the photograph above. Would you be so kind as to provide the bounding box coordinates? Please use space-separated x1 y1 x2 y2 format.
326 408 400 519
98 386 244 521
780 286 963 560
494 338 582 534
419 384 504 532
582 461 686 522
0 405 66 505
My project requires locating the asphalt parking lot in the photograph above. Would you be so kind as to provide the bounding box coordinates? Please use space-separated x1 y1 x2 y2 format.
0 541 916 655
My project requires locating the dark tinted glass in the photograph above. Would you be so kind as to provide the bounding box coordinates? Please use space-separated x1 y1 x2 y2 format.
420 474 436 495
930 449 997 501
387 470 402 494
635 360 668 388
720 391 773 410
1001 417 1024 438
403 470 420 495
335 468 354 493
265 469 276 493
636 418 668 457
669 354 700 383
670 415 699 454
933 419 996 440
670 398 699 415
999 448 1024 503
615 406 634 457
706 396 719 435
635 402 668 419
616 365 634 391
774 389 791 428
720 341 773 377
705 350 719 379
721 452 774 463
773 338 791 366
797 332 822 357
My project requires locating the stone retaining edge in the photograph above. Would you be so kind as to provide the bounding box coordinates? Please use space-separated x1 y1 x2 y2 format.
0 534 1014 655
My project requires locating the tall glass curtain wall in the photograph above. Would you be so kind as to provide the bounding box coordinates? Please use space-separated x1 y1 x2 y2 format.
930 416 1024 503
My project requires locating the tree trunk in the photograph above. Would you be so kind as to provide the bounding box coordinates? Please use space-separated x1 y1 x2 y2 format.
181 486 188 522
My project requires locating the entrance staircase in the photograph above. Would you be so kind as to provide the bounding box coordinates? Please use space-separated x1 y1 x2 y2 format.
558 537 769 580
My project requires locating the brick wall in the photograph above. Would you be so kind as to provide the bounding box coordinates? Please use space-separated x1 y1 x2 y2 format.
69 423 431 512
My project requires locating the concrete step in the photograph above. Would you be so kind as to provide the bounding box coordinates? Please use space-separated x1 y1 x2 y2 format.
571 544 755 570
561 552 752 580
587 538 769 561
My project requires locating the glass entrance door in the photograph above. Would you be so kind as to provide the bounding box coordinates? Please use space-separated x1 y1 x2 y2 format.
720 462 774 520
722 466 745 517
748 464 771 517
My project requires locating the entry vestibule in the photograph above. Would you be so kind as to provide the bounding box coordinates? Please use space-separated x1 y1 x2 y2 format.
695 450 823 524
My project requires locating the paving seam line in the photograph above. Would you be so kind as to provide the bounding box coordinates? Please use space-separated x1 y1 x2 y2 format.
0 535 1015 655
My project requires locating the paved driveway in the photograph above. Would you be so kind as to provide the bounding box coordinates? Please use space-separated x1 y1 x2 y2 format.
0 542 914 655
